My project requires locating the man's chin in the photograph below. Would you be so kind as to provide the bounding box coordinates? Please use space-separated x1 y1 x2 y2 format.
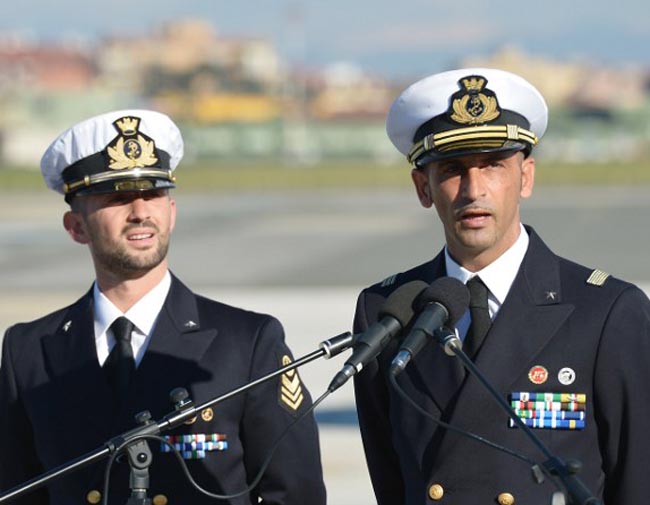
108 252 166 277
455 228 494 250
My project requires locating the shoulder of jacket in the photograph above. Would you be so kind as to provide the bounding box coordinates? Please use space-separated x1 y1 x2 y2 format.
367 258 438 293
585 268 610 287
379 273 398 288
194 294 281 334
6 302 78 335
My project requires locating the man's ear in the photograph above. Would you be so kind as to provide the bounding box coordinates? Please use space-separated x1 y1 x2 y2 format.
411 168 434 208
169 196 177 233
63 211 90 245
520 155 535 199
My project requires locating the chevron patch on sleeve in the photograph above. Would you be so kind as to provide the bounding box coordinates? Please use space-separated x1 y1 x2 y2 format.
279 354 304 413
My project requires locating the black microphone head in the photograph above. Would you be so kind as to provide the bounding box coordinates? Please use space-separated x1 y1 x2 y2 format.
414 277 470 325
378 280 429 327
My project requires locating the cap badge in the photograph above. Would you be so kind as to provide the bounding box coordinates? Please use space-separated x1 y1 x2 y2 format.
107 116 158 170
450 76 501 125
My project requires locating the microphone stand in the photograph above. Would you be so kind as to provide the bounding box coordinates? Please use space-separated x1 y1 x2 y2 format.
0 332 353 505
435 329 602 505
124 429 153 505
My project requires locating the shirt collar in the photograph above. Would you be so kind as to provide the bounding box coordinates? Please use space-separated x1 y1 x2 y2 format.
445 224 529 304
93 270 172 337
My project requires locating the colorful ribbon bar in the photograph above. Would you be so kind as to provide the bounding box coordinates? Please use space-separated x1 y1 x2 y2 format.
511 400 585 412
509 392 587 430
161 433 228 459
509 418 586 430
511 392 586 403
513 409 585 420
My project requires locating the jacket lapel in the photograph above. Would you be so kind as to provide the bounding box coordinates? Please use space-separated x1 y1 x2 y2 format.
433 229 575 458
41 289 116 434
42 276 219 436
123 275 217 423
406 252 467 413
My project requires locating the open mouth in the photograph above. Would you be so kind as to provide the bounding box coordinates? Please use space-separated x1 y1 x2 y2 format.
126 231 155 242
458 209 492 227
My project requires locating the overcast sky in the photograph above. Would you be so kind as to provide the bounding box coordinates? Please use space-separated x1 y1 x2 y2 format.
1 0 648 79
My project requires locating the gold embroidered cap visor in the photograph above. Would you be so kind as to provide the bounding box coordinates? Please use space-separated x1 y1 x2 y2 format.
407 109 537 166
386 68 548 168
61 150 176 199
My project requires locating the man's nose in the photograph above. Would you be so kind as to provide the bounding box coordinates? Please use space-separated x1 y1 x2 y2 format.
460 166 485 200
128 195 150 221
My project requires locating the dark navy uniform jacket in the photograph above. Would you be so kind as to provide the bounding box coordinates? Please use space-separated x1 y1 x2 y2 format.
353 227 650 505
0 274 326 505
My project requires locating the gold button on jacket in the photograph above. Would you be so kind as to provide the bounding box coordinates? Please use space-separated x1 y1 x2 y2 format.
428 483 444 500
86 490 101 504
497 492 515 505
152 494 169 505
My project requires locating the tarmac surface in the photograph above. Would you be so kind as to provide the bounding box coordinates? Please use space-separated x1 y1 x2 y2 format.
1 187 649 504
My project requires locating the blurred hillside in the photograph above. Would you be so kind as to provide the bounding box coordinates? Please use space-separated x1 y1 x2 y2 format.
0 19 649 169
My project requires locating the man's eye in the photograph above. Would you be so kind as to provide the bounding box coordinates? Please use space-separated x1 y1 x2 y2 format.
144 190 165 200
441 164 462 175
107 195 131 205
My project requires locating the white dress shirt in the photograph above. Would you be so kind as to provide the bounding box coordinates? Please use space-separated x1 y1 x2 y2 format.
93 271 172 367
445 224 529 341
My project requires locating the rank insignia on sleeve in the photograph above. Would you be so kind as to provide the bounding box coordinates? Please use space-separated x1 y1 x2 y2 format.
279 354 304 413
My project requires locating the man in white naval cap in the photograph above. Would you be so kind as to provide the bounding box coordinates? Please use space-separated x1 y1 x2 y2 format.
0 110 326 505
352 68 650 504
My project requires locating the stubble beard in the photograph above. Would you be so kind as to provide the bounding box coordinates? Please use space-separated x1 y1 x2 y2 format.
90 226 170 279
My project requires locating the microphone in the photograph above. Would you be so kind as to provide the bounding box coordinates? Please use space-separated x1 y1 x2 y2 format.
319 332 354 359
390 277 470 376
328 280 429 392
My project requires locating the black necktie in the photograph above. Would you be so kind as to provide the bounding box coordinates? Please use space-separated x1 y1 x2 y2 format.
104 316 135 399
465 277 492 359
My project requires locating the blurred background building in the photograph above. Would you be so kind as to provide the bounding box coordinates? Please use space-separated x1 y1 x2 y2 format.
1 18 648 168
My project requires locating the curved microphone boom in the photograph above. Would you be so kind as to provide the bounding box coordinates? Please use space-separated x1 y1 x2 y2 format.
390 277 470 376
328 280 429 392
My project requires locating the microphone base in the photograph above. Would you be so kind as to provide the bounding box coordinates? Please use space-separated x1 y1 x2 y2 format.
434 327 462 356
